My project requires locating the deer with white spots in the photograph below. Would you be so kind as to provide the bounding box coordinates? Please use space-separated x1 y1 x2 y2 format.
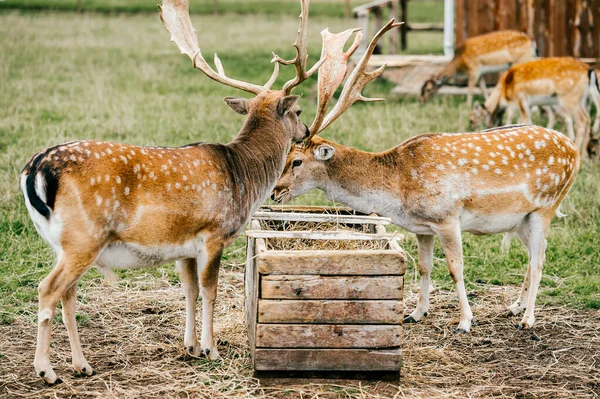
470 57 600 159
272 124 580 334
420 30 536 106
20 0 398 385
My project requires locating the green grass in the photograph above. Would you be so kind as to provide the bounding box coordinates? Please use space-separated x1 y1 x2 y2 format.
0 0 444 22
0 10 598 327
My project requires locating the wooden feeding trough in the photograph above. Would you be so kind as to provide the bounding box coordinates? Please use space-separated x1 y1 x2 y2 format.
244 205 406 376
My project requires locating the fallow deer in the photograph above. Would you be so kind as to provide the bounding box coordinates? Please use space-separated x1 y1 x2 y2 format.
420 30 535 106
469 57 600 159
20 0 399 384
272 125 580 334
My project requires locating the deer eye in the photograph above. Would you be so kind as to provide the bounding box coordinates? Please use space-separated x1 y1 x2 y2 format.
296 110 302 116
292 159 303 168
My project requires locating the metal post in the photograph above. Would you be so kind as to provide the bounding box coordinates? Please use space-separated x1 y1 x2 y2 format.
443 0 455 57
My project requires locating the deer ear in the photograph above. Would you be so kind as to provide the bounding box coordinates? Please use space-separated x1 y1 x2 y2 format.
473 101 481 112
314 144 335 161
224 97 248 115
277 95 300 118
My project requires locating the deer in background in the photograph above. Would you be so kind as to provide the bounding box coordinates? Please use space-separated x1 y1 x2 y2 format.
273 124 580 334
469 57 600 159
20 0 398 384
420 30 536 106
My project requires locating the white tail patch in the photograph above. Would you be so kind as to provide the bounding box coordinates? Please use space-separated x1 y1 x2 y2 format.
555 204 567 218
35 172 48 203
501 232 515 254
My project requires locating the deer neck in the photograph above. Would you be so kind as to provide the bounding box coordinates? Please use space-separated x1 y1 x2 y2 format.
227 114 291 213
319 142 407 216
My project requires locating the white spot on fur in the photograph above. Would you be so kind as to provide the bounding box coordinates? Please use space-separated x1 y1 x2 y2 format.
124 187 130 195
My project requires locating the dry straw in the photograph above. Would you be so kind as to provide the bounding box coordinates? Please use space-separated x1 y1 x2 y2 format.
259 219 392 251
1 270 598 398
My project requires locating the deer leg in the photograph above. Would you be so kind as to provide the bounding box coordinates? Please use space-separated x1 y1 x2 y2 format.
518 212 550 329
507 226 532 317
61 283 94 377
572 105 591 159
543 106 556 129
35 253 92 385
199 240 224 360
517 95 532 124
404 234 435 323
466 74 478 107
478 77 489 98
177 258 200 356
504 105 517 126
436 222 473 333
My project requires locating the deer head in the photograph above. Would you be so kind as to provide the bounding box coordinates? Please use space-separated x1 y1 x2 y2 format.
419 78 443 104
272 19 401 202
159 0 330 144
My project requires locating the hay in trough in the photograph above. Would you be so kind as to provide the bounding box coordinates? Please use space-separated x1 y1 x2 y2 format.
258 219 393 251
1 267 598 398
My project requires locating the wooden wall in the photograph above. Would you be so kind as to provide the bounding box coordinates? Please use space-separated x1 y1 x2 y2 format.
455 0 600 58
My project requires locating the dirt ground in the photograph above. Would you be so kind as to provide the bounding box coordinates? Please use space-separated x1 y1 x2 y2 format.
1 268 599 398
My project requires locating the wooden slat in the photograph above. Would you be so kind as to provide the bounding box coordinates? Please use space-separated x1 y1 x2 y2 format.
256 324 402 348
455 0 466 46
251 212 391 225
247 230 402 241
254 348 402 371
244 236 259 364
259 205 355 214
257 250 406 275
258 300 403 324
352 0 394 15
467 0 479 37
594 0 600 58
261 275 403 299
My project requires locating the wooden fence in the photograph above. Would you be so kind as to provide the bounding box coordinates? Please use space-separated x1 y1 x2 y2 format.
456 0 600 58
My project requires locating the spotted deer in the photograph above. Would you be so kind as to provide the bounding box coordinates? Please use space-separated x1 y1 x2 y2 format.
20 0 398 384
272 125 580 334
420 30 535 106
470 57 600 159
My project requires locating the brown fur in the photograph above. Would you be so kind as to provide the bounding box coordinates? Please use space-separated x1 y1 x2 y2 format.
420 30 534 105
274 125 580 333
472 57 594 158
21 90 308 384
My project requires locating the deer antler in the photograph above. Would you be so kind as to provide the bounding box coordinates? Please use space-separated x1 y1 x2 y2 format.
308 19 402 139
272 0 327 95
159 0 279 95
309 28 362 134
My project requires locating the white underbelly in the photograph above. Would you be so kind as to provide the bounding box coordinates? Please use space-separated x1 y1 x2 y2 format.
460 210 526 235
528 95 560 106
479 63 511 75
96 236 206 269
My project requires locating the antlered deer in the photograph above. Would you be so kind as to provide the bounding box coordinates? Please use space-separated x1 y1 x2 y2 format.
272 125 580 334
20 0 398 384
470 57 600 159
420 30 535 106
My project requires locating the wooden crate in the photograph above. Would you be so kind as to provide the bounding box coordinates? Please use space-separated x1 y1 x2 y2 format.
245 206 406 375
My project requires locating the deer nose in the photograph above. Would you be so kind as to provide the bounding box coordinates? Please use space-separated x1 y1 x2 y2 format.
303 124 310 139
270 193 276 201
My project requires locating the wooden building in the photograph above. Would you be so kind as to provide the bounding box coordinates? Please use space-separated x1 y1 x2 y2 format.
456 0 600 59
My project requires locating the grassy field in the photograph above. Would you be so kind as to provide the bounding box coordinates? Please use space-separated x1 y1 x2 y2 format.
0 6 599 392
0 0 445 22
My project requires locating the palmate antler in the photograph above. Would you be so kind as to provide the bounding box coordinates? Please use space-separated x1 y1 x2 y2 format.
159 0 279 94
308 19 403 139
271 0 327 95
